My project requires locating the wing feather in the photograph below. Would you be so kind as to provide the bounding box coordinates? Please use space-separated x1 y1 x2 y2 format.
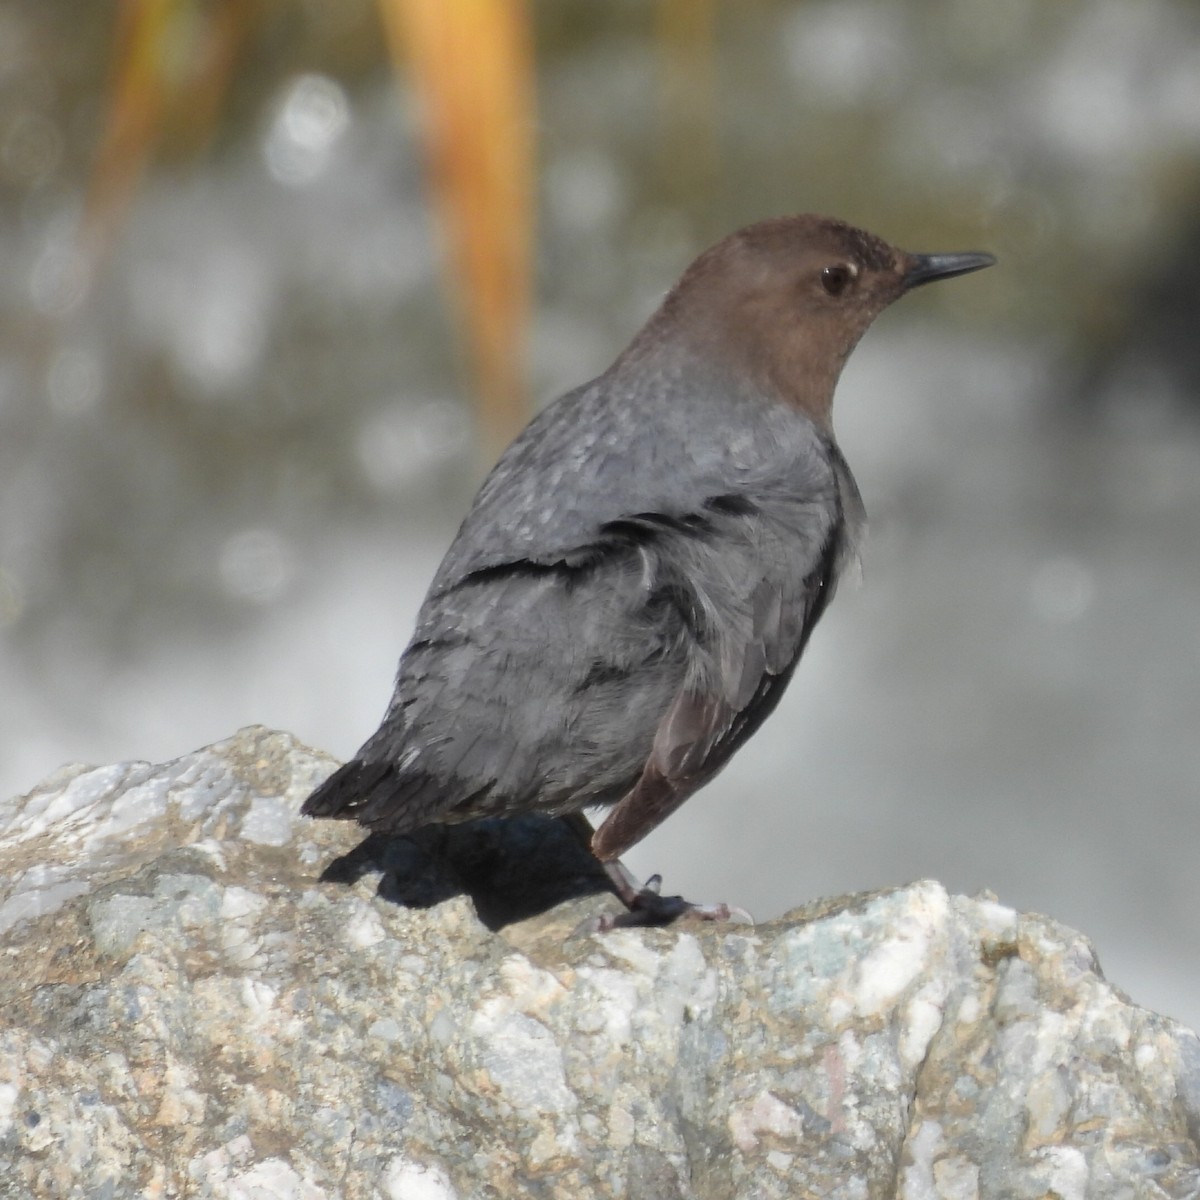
591 499 846 861
305 377 861 845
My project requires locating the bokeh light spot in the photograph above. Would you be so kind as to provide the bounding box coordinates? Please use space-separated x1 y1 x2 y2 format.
357 400 471 491
219 529 294 605
263 74 351 188
47 345 103 417
1029 557 1096 624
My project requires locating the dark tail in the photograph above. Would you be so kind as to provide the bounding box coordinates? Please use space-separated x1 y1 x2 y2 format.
301 757 456 834
302 759 398 820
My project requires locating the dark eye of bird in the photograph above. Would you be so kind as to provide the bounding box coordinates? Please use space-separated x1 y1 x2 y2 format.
820 263 857 296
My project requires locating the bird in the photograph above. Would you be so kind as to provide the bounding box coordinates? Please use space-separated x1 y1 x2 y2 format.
303 214 994 928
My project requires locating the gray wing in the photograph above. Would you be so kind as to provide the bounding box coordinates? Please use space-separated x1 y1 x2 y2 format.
588 474 852 860
304 374 863 841
430 365 856 589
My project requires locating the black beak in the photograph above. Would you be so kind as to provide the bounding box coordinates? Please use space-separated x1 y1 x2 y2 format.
903 251 996 290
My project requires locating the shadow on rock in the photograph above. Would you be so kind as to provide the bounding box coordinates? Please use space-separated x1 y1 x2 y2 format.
317 815 616 931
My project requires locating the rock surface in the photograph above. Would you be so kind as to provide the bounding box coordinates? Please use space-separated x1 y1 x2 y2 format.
1 727 1198 1199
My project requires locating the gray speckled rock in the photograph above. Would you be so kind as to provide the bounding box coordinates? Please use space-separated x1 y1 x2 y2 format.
1 728 1197 1199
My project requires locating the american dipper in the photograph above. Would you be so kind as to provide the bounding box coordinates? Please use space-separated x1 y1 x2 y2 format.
304 215 994 928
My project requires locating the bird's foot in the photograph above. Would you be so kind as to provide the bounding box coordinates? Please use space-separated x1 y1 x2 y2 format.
577 872 753 934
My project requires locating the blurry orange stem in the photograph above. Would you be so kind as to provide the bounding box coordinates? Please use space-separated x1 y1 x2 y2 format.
84 0 175 265
379 0 536 456
84 0 249 277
